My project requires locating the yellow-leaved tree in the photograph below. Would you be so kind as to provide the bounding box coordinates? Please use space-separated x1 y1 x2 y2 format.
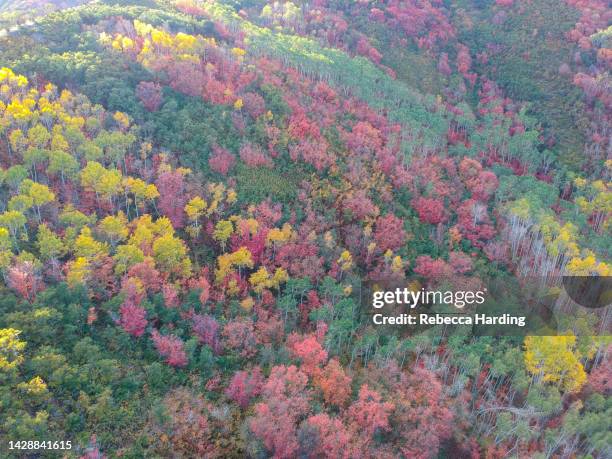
0 328 26 377
524 335 589 393
213 220 233 251
152 232 191 277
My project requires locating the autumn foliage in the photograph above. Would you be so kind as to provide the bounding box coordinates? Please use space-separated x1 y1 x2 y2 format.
0 0 609 456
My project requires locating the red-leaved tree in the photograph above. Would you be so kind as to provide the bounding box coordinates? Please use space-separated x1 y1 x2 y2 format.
346 384 394 441
225 367 264 408
136 81 163 112
151 329 188 367
374 214 407 251
250 365 311 458
209 145 236 176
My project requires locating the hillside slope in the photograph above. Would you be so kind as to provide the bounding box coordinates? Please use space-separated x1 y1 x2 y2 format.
0 1 609 458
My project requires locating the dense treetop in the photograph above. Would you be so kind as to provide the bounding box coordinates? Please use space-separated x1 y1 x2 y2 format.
0 1 610 458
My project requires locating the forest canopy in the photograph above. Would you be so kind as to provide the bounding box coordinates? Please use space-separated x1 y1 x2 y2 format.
0 1 610 458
